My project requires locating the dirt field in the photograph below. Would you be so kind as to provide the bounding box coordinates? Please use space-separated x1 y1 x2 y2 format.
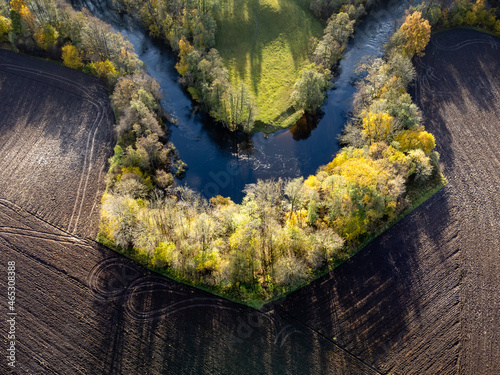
0 200 382 374
0 28 499 374
0 50 114 239
279 28 500 374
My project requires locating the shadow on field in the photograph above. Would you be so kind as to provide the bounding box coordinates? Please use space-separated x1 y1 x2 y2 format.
2 27 498 374
0 50 114 238
277 185 453 367
79 239 381 373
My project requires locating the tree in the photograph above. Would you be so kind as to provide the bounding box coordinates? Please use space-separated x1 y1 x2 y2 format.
400 11 431 57
386 93 421 131
175 38 194 76
112 72 161 115
309 228 344 267
292 65 332 112
135 133 165 169
407 149 434 183
361 112 393 144
285 177 305 215
324 12 355 46
151 242 176 268
394 128 436 154
11 0 35 32
61 44 83 69
92 59 118 84
27 0 59 26
34 23 58 50
387 53 416 86
0 15 12 41
273 255 307 288
101 194 142 249
312 33 342 68
81 15 141 73
218 84 256 132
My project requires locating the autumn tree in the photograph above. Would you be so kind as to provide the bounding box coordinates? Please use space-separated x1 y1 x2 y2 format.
285 177 305 215
81 15 141 73
400 11 431 57
175 38 194 77
361 112 393 144
312 33 342 68
394 128 436 154
273 255 307 288
324 12 355 46
0 15 12 41
34 23 57 49
407 149 434 183
61 44 83 69
11 0 35 30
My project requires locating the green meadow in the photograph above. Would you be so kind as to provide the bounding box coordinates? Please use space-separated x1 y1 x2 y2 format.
214 0 323 130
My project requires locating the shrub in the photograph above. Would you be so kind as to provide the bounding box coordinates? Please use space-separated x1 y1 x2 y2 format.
0 15 12 41
61 44 83 69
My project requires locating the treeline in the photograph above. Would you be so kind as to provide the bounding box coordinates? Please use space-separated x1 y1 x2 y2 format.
310 0 375 20
0 0 183 192
99 11 443 303
114 0 257 132
108 72 187 197
0 0 142 86
100 181 347 298
291 0 374 113
413 0 500 35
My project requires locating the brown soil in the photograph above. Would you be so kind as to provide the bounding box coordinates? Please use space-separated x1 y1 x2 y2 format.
0 28 498 374
0 50 115 239
0 200 380 374
279 28 500 374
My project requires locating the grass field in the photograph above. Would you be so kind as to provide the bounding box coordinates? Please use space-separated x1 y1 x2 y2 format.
213 0 323 129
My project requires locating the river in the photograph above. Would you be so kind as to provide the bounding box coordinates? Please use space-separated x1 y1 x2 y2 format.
71 0 414 202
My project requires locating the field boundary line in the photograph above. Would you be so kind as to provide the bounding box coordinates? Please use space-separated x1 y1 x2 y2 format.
277 308 385 375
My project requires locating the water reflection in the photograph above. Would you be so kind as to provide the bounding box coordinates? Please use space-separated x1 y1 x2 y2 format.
289 113 321 141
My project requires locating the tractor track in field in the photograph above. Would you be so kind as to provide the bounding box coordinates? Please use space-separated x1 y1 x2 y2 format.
0 28 499 373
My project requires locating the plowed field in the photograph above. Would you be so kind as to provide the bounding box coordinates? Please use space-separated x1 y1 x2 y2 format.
0 50 114 239
0 28 499 374
279 28 500 374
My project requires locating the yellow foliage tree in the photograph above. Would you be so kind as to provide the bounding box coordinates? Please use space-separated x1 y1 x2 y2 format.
0 16 12 41
175 38 194 76
400 11 431 57
418 131 436 154
94 59 118 79
394 128 436 154
62 44 83 69
361 112 393 144
11 0 36 31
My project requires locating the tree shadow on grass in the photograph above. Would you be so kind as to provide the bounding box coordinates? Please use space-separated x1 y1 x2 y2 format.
217 0 321 99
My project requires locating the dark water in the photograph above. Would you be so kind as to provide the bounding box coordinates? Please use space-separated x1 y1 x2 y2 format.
72 0 414 202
